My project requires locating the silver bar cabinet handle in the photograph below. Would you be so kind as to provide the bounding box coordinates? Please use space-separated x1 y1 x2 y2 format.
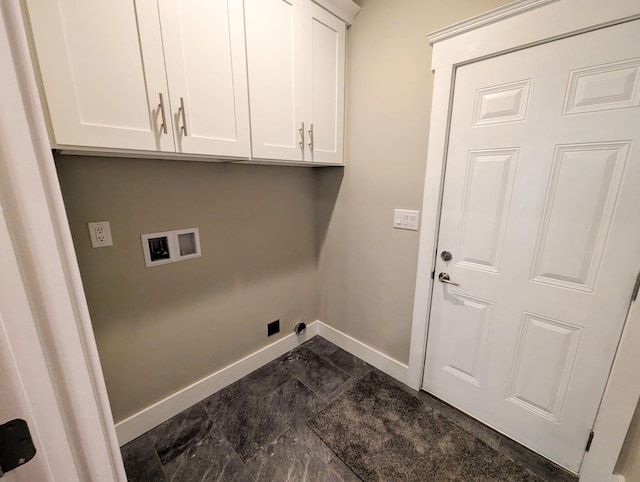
299 122 305 150
179 97 188 136
308 123 314 150
158 93 168 134
438 272 460 286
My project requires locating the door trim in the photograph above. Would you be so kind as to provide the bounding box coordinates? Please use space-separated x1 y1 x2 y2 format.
408 0 640 479
1 1 126 480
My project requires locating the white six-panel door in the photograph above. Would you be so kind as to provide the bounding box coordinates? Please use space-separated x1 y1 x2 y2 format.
423 20 640 472
159 0 251 158
25 0 174 151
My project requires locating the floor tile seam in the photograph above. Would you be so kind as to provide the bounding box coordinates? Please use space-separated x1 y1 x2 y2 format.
266 395 299 433
494 437 567 481
488 436 542 479
322 446 363 482
303 343 340 361
280 360 336 401
224 402 291 461
198 394 248 432
245 365 294 397
268 384 327 432
500 439 577 481
305 345 360 380
243 422 292 470
322 380 349 404
292 345 354 381
417 391 508 449
327 367 375 400
304 422 338 461
196 403 259 471
318 366 376 405
215 439 257 482
153 441 170 482
156 421 218 469
294 431 339 468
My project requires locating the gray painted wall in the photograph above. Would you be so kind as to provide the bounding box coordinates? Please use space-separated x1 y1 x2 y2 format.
57 156 318 421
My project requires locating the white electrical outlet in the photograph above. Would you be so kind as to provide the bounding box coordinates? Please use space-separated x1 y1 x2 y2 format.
88 221 113 248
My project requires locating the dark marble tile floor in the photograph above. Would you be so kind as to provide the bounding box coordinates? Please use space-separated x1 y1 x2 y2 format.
121 336 577 482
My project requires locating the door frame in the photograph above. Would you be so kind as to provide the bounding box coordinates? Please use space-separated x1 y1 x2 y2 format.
1 1 126 480
408 0 640 479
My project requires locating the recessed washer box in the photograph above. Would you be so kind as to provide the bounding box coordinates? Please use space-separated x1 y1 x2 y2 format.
175 228 200 260
141 228 201 268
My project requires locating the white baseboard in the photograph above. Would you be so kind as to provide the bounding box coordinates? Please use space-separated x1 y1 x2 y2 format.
115 320 409 446
316 321 408 384
115 321 319 446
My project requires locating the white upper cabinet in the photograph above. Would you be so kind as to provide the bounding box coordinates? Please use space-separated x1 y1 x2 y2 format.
158 0 251 158
26 0 357 164
245 0 307 162
25 1 174 152
26 0 249 158
245 0 347 164
308 2 346 164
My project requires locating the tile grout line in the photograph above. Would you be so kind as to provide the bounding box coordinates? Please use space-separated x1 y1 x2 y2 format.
197 400 259 479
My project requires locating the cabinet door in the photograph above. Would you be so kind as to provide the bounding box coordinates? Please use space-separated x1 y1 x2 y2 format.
25 0 174 151
159 0 251 158
307 3 346 164
245 0 307 161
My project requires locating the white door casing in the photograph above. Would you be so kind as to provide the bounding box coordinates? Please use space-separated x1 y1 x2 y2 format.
159 0 251 158
422 18 640 474
1 0 126 480
24 0 174 151
0 205 77 482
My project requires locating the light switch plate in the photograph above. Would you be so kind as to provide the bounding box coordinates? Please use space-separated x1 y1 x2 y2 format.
393 209 419 231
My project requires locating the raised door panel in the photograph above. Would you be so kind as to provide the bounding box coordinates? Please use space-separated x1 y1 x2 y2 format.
159 0 251 158
245 0 305 161
531 142 629 291
25 0 173 151
441 294 493 387
308 3 345 164
506 313 582 423
456 149 518 273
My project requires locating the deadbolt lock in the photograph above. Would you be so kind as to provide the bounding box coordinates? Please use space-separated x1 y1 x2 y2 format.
441 250 453 262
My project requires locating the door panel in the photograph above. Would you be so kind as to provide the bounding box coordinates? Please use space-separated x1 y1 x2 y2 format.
25 0 173 151
457 149 518 273
531 142 629 291
308 3 345 163
473 80 532 126
506 312 582 422
159 0 251 157
563 59 640 115
442 293 493 386
424 20 640 472
245 0 305 161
